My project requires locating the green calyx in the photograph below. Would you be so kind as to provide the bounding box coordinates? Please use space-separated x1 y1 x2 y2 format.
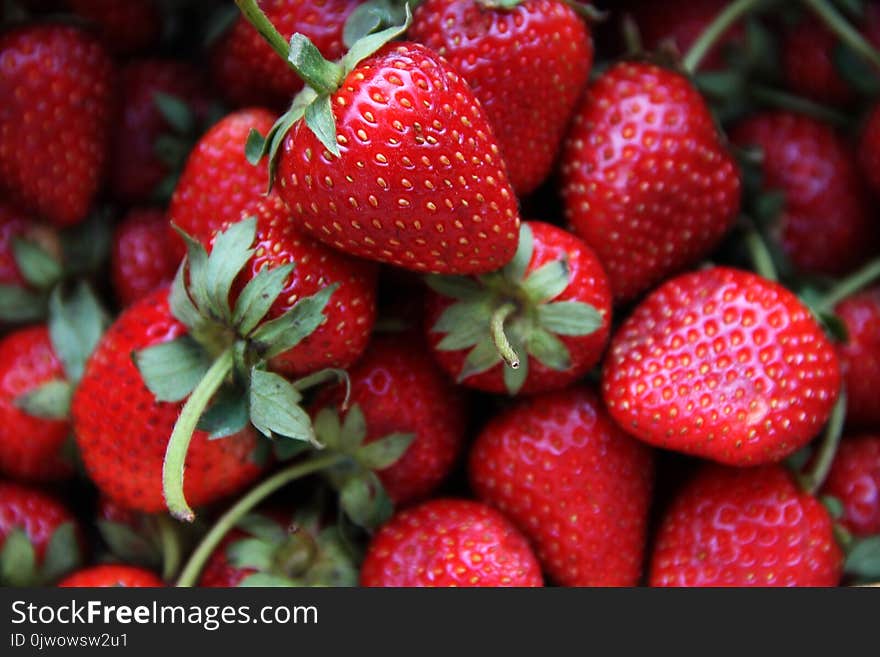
227 511 357 587
239 0 411 186
132 217 340 522
0 521 82 586
427 223 604 395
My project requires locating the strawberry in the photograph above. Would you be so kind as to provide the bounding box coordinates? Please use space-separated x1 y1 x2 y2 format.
821 435 880 537
602 267 841 466
241 3 521 274
425 221 612 395
210 0 361 109
169 108 277 261
0 201 32 287
834 287 880 429
560 61 740 301
71 286 264 514
858 102 880 196
111 208 178 307
360 499 543 586
0 24 115 227
312 335 467 505
110 59 214 205
650 464 843 586
409 0 593 195
0 481 83 585
67 0 162 55
731 112 877 276
58 564 164 587
470 386 653 586
199 511 357 587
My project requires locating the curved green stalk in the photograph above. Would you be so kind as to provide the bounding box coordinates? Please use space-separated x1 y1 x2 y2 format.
749 85 850 128
682 0 765 73
802 390 847 495
156 515 181 582
490 303 520 369
234 0 291 61
802 0 880 70
816 258 880 313
743 221 778 283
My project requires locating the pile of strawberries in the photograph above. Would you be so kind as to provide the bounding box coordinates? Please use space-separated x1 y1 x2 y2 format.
1 0 880 588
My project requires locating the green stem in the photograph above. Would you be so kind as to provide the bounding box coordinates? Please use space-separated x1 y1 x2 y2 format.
156 515 181 582
802 0 880 70
749 85 850 128
802 389 847 496
816 258 880 312
490 303 520 369
621 13 643 56
743 221 778 282
175 452 345 587
682 0 764 73
234 0 291 61
162 348 234 522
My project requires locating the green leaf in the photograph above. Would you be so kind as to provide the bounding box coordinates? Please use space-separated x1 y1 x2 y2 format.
436 315 490 351
304 94 341 158
339 472 393 530
501 222 534 284
204 2 239 45
48 282 109 383
340 3 411 73
834 43 880 96
527 328 571 371
313 407 343 450
227 537 276 571
245 128 268 166
522 259 570 303
0 285 47 322
251 284 337 360
820 495 845 520
172 224 210 317
459 336 503 380
356 432 415 470
168 260 202 329
503 356 528 396
340 405 367 452
237 572 301 587
249 369 314 442
203 217 258 323
288 33 344 95
0 528 36 586
153 92 194 135
41 521 81 583
12 238 62 289
343 2 386 47
134 335 212 403
60 209 113 277
262 98 310 192
846 536 880 578
14 380 73 420
274 439 311 462
424 275 482 300
96 520 160 568
198 385 250 439
431 297 492 333
236 513 287 544
537 301 604 336
234 263 294 336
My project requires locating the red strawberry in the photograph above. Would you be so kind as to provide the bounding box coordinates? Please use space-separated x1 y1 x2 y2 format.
0 326 72 482
211 0 361 109
834 287 880 429
0 25 115 227
425 221 612 395
470 386 653 586
199 511 357 587
0 481 83 585
268 41 521 274
110 59 213 204
67 0 162 55
169 108 277 260
858 103 880 196
312 335 467 505
360 499 543 587
602 267 841 465
71 287 264 513
650 465 843 586
111 208 178 307
821 435 880 537
409 0 592 195
560 61 741 301
731 112 877 276
58 564 164 587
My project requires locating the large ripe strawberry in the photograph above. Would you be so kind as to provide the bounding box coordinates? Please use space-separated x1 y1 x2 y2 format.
71 287 264 514
110 59 214 204
241 3 521 274
67 0 162 55
0 24 115 227
425 221 612 395
409 0 592 195
603 267 841 466
650 465 843 586
169 107 277 260
834 287 880 429
312 335 467 505
470 386 653 586
858 103 880 196
199 511 357 587
821 435 880 537
731 112 877 276
211 0 361 109
111 208 178 307
0 481 83 585
360 499 543 586
560 61 740 301
58 564 164 587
